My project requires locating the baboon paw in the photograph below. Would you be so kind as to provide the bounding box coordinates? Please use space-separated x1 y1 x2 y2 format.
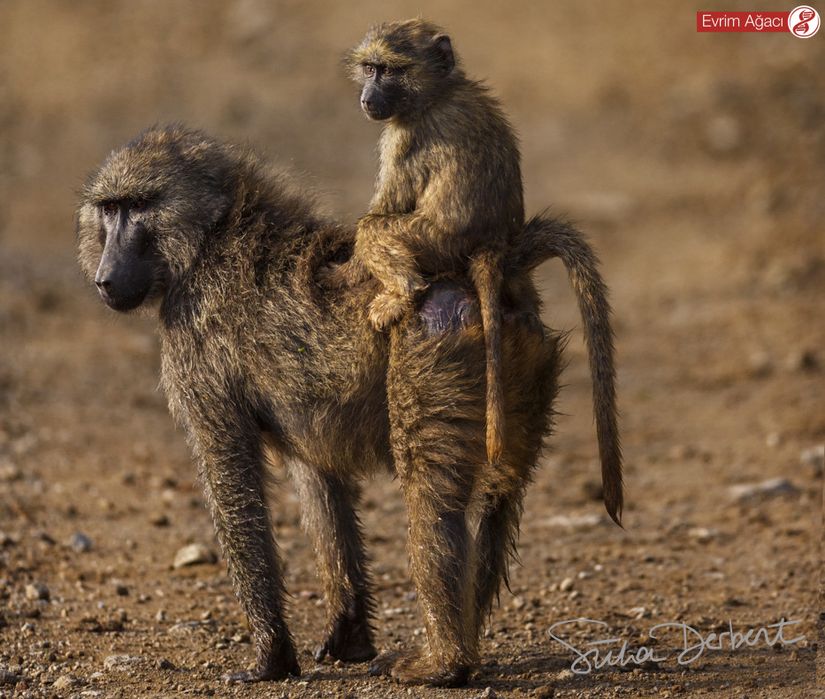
369 649 469 687
223 647 301 682
368 650 400 677
314 619 376 664
368 292 409 330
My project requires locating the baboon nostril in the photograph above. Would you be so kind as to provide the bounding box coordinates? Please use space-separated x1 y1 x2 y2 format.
361 99 372 110
95 279 111 291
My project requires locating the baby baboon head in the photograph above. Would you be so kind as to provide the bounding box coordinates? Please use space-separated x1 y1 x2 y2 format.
346 19 460 121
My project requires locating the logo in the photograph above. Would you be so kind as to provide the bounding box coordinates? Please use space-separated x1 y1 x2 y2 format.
789 5 820 37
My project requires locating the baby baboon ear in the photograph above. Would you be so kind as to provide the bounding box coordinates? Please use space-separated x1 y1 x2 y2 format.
431 34 455 74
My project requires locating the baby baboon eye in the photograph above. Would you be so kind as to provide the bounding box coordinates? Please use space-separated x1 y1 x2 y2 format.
132 198 147 212
102 202 118 218
363 64 376 78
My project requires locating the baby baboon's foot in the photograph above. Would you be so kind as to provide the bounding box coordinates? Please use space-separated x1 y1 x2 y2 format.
369 291 410 330
369 648 469 687
223 641 301 682
314 614 377 663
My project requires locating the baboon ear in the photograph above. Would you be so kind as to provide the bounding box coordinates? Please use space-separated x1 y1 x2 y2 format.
431 34 455 74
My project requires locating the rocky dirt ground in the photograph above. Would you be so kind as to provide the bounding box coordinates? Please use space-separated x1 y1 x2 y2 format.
0 2 822 697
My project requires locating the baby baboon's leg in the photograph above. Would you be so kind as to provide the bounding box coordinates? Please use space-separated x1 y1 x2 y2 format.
288 460 376 663
194 419 300 682
355 214 427 329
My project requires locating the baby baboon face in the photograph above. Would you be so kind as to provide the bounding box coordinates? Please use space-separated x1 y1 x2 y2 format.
347 20 456 121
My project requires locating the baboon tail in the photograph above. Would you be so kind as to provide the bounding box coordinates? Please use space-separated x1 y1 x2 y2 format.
470 251 505 470
510 214 624 526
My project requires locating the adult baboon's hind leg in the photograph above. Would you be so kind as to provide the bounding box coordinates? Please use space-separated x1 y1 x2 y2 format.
288 461 377 664
474 311 561 635
371 310 488 687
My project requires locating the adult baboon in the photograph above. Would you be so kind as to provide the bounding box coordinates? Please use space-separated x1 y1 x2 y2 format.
77 125 612 686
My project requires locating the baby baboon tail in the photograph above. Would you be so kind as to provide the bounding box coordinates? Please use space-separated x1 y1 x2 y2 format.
470 251 505 470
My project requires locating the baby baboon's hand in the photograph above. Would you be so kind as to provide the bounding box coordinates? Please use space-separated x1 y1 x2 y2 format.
317 259 369 289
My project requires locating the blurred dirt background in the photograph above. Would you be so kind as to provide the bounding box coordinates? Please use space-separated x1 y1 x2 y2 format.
0 1 823 697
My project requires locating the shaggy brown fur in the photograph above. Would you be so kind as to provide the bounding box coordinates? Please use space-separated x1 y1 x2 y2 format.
76 125 564 686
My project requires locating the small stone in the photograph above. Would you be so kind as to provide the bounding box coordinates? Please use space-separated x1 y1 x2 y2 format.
557 668 575 681
0 463 22 482
478 688 498 699
155 609 167 622
542 513 604 530
173 543 217 569
688 527 717 543
729 478 799 503
156 658 175 670
628 606 649 620
113 581 129 596
25 582 50 601
800 445 824 477
704 114 742 154
52 675 77 691
746 351 773 378
0 668 20 686
103 655 142 671
559 577 574 592
0 532 18 547
765 432 781 448
785 349 819 373
511 595 527 611
149 513 170 527
68 532 92 553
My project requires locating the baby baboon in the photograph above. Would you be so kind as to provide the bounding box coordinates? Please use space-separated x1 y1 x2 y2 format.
77 125 568 686
327 18 523 474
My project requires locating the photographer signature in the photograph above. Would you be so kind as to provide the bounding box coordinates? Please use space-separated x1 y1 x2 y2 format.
547 617 805 675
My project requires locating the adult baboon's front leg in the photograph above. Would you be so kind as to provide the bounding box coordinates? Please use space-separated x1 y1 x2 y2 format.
288 461 377 663
193 417 300 682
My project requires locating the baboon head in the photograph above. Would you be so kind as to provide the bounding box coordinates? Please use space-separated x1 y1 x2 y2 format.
77 125 234 312
345 19 459 121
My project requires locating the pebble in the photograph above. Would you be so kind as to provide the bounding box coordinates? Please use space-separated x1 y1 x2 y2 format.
103 655 142 671
628 606 649 619
150 513 170 527
746 351 773 378
478 687 498 699
559 577 574 592
688 527 717 543
52 674 78 691
785 349 818 373
68 532 93 553
729 478 799 503
0 668 20 685
25 582 50 601
0 463 22 482
542 513 604 530
800 445 824 477
0 531 18 547
157 658 176 670
704 114 742 154
173 543 217 569
113 581 129 596
511 595 526 611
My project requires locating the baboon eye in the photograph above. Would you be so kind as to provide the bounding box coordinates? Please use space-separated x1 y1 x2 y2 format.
132 198 147 212
102 202 118 217
363 64 375 78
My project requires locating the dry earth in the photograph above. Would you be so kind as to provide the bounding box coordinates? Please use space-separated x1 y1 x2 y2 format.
0 2 822 697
